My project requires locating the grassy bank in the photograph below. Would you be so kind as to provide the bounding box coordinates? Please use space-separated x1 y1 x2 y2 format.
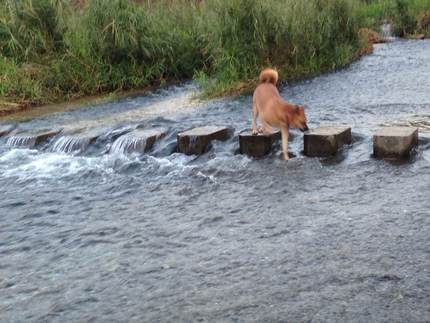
0 0 429 111
358 0 430 36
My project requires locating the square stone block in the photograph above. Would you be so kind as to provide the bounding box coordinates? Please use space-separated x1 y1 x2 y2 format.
304 126 352 157
239 130 281 157
178 126 231 155
373 127 418 159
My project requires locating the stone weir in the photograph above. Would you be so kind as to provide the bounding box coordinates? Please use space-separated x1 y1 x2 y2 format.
239 130 281 157
110 128 168 154
6 128 62 148
51 128 106 153
177 126 232 155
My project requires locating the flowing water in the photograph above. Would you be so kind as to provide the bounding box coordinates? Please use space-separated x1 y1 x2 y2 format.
1 40 430 322
5 135 36 148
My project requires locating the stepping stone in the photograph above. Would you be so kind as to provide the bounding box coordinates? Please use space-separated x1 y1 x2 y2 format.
52 128 106 153
177 126 231 155
373 127 418 159
0 124 16 137
239 130 281 157
6 129 62 148
304 126 352 157
110 128 167 154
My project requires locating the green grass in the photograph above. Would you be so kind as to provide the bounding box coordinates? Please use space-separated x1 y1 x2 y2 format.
357 0 430 35
0 0 429 109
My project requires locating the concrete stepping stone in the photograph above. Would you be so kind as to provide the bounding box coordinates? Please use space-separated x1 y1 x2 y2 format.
177 126 231 155
110 128 167 154
373 127 418 159
239 130 281 157
6 128 62 148
0 124 16 137
304 126 352 157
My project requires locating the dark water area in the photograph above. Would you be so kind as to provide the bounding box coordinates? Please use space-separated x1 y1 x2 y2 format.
1 40 430 322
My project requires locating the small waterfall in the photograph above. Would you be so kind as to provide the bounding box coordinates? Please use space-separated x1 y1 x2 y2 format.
110 128 167 154
51 136 92 153
110 134 148 154
5 129 61 148
50 128 105 153
6 136 36 147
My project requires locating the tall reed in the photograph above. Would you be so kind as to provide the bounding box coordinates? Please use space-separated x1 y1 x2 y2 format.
0 0 429 107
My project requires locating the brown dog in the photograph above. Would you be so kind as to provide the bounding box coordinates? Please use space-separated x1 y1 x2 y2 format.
252 68 309 160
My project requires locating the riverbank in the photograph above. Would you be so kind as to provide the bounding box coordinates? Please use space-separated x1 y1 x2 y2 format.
1 0 429 115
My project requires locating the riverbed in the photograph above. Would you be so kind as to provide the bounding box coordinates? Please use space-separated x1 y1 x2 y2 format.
1 40 430 322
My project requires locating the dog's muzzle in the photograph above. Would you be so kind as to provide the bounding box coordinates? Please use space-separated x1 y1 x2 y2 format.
301 125 309 132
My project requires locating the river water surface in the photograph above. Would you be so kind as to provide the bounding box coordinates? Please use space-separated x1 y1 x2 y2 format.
1 40 430 322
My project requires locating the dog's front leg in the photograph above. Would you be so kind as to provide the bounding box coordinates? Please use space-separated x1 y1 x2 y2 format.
281 126 289 160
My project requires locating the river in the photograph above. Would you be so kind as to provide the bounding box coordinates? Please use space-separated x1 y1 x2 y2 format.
1 40 430 322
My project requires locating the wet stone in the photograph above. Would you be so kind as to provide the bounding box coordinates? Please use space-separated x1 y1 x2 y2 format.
177 126 231 155
304 126 352 157
373 127 418 159
0 124 16 137
110 128 167 154
6 128 62 148
239 130 281 157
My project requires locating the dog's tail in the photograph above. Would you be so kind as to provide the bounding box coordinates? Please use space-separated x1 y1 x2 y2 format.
259 68 278 85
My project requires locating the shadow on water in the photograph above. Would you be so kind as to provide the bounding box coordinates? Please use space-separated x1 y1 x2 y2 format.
1 40 430 322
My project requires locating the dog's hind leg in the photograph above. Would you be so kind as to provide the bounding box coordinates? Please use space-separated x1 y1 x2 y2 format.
281 126 290 160
252 102 259 135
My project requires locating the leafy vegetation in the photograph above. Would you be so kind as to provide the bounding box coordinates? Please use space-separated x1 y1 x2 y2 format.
0 0 429 110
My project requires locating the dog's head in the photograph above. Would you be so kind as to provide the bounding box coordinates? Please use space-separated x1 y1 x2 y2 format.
291 105 309 132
